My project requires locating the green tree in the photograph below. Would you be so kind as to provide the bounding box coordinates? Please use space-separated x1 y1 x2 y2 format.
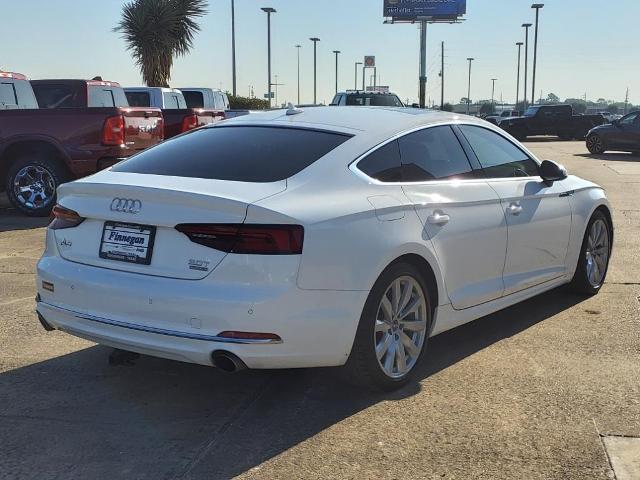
545 93 560 104
115 0 208 87
607 104 619 114
564 98 587 114
228 95 269 110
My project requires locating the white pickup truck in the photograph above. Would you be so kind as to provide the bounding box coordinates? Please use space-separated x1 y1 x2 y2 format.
178 88 250 118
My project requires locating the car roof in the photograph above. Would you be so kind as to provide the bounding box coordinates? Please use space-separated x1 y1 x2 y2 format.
217 105 489 140
124 87 182 93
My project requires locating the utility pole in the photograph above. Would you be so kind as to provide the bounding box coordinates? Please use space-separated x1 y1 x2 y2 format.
355 62 362 90
466 57 474 115
522 23 532 107
332 50 341 94
261 7 276 108
440 41 445 110
295 45 301 105
231 0 237 96
531 4 544 106
310 37 320 104
516 42 523 111
624 88 629 115
418 21 428 108
491 78 498 111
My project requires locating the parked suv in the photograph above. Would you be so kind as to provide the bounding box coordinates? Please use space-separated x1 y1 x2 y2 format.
330 90 404 107
125 87 224 139
0 75 163 215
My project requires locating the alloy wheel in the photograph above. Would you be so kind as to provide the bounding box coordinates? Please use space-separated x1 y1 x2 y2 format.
587 135 603 154
12 165 56 210
585 218 610 287
374 276 428 379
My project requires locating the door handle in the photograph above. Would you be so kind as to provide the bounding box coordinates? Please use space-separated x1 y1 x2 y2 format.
427 212 450 225
506 203 523 215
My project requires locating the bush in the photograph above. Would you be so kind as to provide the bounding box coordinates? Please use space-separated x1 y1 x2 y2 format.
441 103 454 112
228 95 269 110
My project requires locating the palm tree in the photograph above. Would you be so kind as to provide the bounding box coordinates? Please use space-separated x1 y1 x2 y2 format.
115 0 208 87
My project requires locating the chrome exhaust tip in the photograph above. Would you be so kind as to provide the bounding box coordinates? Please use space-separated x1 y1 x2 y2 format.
211 350 247 373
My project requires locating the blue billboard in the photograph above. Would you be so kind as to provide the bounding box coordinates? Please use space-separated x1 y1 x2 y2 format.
383 0 466 20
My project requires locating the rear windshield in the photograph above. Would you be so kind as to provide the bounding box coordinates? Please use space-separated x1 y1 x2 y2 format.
32 83 82 108
182 90 204 108
112 126 352 182
346 94 404 107
163 92 187 109
125 91 151 107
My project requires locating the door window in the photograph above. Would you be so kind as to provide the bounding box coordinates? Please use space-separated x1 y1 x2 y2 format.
398 126 475 181
619 112 639 127
458 125 539 178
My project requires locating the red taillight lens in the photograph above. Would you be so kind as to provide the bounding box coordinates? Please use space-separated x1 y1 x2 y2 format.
49 204 85 230
156 117 165 140
175 224 304 255
102 115 125 146
181 114 199 132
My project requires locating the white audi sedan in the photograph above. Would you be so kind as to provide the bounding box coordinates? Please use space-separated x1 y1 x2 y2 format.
36 107 613 390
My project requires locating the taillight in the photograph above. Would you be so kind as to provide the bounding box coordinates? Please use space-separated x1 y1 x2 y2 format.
102 115 125 146
49 204 85 230
175 224 304 255
181 114 199 132
156 117 165 140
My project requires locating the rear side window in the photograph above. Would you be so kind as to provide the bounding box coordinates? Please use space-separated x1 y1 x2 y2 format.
88 87 128 107
112 126 352 182
182 90 204 108
126 91 151 107
32 84 80 108
458 125 539 178
163 92 187 109
398 126 474 181
358 141 402 182
0 83 18 107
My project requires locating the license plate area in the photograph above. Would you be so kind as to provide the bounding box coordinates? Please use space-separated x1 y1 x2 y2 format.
99 222 156 265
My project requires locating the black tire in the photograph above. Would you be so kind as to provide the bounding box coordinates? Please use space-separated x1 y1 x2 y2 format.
343 262 433 391
5 154 68 217
586 134 606 154
568 210 612 295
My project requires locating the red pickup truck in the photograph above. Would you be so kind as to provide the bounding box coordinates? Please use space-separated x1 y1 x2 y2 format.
124 87 224 138
0 74 163 216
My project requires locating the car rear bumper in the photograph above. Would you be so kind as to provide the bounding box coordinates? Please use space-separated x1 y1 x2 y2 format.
36 255 368 369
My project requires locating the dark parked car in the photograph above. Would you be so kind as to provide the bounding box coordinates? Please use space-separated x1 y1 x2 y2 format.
498 104 604 141
330 90 404 107
586 111 640 154
0 75 163 215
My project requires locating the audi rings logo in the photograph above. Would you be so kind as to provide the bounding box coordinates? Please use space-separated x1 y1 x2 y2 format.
110 198 142 214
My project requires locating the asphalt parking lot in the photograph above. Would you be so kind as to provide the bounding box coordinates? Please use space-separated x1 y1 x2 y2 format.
1 140 639 480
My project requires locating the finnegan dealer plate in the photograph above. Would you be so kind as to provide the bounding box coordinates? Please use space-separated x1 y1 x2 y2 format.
99 222 157 265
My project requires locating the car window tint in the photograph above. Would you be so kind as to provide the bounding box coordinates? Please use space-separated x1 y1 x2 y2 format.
126 91 151 107
345 95 403 107
620 113 639 126
459 125 539 178
112 126 352 182
31 84 78 108
398 126 474 181
358 141 402 182
0 82 17 107
183 90 204 108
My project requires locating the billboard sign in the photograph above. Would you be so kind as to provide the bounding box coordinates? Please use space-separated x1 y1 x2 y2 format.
364 56 376 67
383 0 466 20
366 86 390 93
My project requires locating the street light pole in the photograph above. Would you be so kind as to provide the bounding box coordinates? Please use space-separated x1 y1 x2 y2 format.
332 50 341 94
231 0 236 96
516 42 523 111
522 23 532 108
295 45 301 105
531 4 544 106
355 62 362 90
261 7 276 108
466 58 474 115
310 37 320 104
491 78 497 111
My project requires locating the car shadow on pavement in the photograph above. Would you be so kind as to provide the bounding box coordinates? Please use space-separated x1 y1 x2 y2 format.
0 287 585 479
576 152 640 162
0 207 50 232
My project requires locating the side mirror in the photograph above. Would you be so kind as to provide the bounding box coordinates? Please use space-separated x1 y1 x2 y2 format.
539 160 568 184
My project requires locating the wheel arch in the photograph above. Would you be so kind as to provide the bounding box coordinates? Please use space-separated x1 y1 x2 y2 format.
0 138 71 191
